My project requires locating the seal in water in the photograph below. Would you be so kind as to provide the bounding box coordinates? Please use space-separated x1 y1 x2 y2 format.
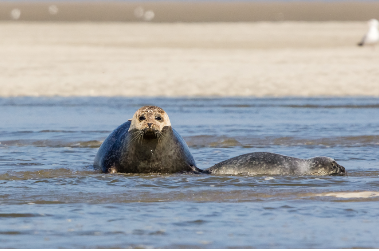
204 152 346 176
94 106 346 176
94 105 200 173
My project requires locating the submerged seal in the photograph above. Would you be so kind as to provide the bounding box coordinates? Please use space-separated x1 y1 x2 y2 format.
94 106 199 173
94 106 346 176
205 152 346 176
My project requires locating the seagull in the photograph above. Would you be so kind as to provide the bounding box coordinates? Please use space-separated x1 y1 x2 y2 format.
358 19 379 48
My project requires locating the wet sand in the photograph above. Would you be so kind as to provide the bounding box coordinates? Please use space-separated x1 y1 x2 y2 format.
0 21 378 97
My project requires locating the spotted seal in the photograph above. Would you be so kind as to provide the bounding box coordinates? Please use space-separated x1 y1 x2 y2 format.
93 105 200 173
94 106 346 176
204 152 346 176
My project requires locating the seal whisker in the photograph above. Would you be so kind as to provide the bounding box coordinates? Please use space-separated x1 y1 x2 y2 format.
125 132 142 150
157 132 164 144
127 134 137 146
135 132 141 145
129 131 142 144
138 132 144 144
156 131 160 142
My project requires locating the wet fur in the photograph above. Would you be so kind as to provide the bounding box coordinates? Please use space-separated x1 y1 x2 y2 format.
93 121 198 173
205 152 346 176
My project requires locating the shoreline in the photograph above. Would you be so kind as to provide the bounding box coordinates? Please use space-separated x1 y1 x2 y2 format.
1 22 378 97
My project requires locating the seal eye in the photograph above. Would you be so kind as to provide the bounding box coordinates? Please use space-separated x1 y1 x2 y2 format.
139 116 146 121
155 116 162 121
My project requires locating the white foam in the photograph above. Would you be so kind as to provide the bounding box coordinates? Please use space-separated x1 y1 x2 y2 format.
318 191 379 198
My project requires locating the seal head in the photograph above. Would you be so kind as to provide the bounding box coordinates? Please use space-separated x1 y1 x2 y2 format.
129 106 171 140
308 157 346 176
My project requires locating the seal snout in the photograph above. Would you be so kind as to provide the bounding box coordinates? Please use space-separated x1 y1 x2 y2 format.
143 126 160 139
331 161 347 176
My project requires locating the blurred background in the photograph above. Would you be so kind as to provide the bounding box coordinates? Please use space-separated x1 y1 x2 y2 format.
1 1 379 22
0 0 378 97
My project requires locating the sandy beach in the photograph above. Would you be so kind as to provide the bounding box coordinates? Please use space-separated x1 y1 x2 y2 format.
0 21 378 97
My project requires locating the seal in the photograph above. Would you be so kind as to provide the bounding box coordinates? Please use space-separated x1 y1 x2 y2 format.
94 106 346 176
93 105 200 174
204 152 346 176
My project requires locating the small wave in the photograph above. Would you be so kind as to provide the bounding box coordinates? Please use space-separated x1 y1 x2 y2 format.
221 104 379 109
2 135 379 148
0 213 48 218
0 140 103 148
2 130 110 134
184 135 379 148
284 104 379 109
38 130 110 133
185 135 241 148
67 140 103 148
0 168 98 180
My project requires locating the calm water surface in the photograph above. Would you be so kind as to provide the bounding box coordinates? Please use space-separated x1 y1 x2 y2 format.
1 97 379 248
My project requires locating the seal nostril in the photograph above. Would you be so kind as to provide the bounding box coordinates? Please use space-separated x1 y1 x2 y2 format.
147 123 153 128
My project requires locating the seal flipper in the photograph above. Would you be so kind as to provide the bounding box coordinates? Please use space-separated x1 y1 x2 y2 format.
188 164 205 174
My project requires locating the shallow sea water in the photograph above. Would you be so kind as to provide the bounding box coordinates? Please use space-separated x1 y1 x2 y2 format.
1 97 379 248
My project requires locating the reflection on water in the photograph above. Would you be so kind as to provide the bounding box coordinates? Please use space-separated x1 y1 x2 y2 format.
1 97 379 248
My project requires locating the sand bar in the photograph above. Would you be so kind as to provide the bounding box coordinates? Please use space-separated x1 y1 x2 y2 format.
0 22 378 97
